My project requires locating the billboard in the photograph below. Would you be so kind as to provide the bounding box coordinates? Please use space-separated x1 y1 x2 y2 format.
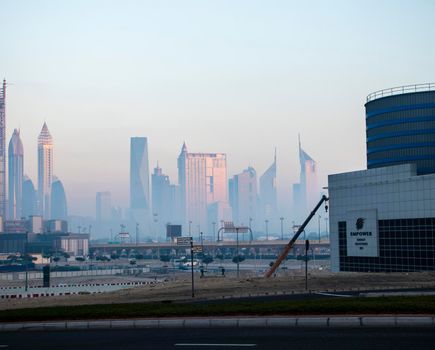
166 224 182 238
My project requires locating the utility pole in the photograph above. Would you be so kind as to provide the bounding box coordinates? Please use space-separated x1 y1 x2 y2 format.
265 220 269 240
305 239 309 291
280 217 284 240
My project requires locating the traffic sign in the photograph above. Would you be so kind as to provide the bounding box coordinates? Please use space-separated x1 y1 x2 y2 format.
177 237 192 246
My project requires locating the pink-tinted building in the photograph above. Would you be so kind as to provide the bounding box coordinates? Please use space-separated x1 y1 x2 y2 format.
178 143 230 235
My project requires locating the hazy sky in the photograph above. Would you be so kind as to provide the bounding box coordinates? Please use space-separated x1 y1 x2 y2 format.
1 0 435 217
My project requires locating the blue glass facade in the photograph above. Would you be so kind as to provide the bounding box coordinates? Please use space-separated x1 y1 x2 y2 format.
366 90 435 174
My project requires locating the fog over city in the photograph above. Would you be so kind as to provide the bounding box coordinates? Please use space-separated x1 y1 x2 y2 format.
1 0 435 227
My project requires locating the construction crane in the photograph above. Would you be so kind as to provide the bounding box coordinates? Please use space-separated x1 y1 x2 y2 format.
265 195 329 278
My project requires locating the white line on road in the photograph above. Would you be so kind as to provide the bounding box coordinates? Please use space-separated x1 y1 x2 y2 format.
175 344 256 347
0 345 9 348
315 292 352 297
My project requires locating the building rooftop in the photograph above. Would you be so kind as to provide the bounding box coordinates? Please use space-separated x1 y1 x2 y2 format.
366 83 435 103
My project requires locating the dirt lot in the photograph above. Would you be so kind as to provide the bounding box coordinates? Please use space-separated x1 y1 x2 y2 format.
1 270 435 310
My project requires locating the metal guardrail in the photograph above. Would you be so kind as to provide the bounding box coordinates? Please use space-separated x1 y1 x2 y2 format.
366 83 435 102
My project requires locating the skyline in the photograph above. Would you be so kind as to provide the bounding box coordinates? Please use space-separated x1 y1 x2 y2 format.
1 1 435 217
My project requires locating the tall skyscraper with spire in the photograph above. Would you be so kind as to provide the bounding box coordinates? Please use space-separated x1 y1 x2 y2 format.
259 150 277 227
293 136 318 223
8 129 24 219
38 122 53 218
0 80 7 218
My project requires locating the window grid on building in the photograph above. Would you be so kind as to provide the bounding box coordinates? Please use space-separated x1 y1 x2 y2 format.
338 218 435 272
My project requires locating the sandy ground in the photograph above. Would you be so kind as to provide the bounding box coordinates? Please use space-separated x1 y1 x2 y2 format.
1 269 435 310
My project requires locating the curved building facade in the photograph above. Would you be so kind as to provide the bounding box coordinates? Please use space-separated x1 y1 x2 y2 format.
366 84 435 175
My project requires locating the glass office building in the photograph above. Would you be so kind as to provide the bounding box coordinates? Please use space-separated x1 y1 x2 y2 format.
366 84 435 174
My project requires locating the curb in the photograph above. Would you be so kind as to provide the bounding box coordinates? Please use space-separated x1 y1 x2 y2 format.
1 316 434 331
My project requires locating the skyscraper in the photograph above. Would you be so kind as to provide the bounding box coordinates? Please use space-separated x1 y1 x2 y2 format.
229 166 258 226
96 191 111 223
0 80 7 218
259 151 277 226
130 137 150 230
38 122 53 219
293 136 318 222
130 137 150 209
178 143 230 232
51 176 68 220
8 129 24 219
22 175 37 219
152 164 171 227
96 191 112 238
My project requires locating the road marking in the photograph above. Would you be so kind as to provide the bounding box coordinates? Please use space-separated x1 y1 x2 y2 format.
0 346 9 348
316 292 352 298
175 344 256 347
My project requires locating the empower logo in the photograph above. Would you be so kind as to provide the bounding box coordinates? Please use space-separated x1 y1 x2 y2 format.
355 218 365 230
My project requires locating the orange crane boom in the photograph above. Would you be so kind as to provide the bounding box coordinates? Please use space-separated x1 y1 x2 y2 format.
265 195 329 278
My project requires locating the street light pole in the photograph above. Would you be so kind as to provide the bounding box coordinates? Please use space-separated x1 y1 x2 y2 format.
236 228 240 279
212 222 216 242
280 217 284 240
318 215 321 243
189 221 192 236
265 220 269 240
136 223 139 246
305 239 309 291
25 231 29 292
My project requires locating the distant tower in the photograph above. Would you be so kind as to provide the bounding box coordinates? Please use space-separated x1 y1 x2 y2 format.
22 175 37 218
0 80 7 218
177 142 230 231
259 150 277 223
96 191 111 223
130 137 150 229
37 122 53 218
293 135 318 222
130 137 150 209
8 129 24 219
229 166 258 226
51 176 67 220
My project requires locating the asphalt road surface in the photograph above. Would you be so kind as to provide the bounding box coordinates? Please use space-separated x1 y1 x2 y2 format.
1 328 435 350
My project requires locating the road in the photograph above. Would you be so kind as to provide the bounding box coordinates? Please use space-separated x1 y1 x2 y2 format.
1 328 435 349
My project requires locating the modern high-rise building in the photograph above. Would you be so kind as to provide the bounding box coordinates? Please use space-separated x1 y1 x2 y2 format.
130 137 150 230
152 164 172 228
130 137 150 210
96 191 111 223
51 176 68 220
293 137 318 223
177 143 230 232
259 151 277 228
0 80 7 218
229 166 258 227
22 175 37 219
37 122 53 219
95 191 113 239
8 129 24 219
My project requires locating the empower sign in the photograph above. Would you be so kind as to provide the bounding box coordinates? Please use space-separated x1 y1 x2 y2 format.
346 209 379 257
